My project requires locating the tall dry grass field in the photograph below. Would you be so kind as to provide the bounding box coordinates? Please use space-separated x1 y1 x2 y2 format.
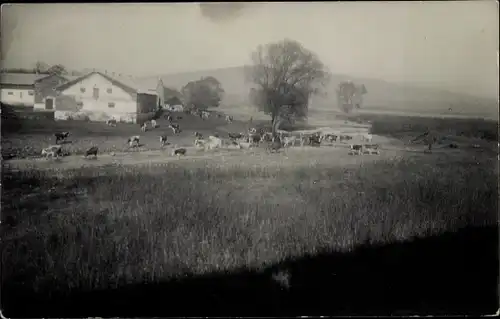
1 150 497 315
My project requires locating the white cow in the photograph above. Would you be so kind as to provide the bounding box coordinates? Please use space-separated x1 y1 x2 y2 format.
205 136 223 150
361 133 373 143
282 136 298 147
150 119 158 128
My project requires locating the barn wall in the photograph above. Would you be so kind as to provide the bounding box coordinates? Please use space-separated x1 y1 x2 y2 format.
56 73 139 123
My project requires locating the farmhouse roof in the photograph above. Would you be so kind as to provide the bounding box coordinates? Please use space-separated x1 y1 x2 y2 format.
54 71 158 96
0 73 46 86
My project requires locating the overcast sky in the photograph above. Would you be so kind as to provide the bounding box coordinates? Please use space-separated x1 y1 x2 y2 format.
1 2 498 98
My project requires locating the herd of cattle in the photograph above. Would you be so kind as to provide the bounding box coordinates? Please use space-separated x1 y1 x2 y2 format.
41 123 380 160
37 109 381 160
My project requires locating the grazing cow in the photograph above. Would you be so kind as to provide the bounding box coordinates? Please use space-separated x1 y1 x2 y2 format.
194 131 203 139
150 119 158 128
260 132 273 143
194 138 206 148
106 119 117 127
248 128 257 135
41 145 63 159
349 144 364 155
55 132 70 144
205 136 223 150
282 135 297 148
176 116 183 120
141 122 148 132
127 135 140 148
172 148 187 157
322 134 338 143
449 143 458 149
168 123 181 134
361 133 373 143
84 146 98 159
160 135 168 147
339 135 353 143
201 111 210 120
249 133 261 145
225 115 233 123
228 132 244 140
309 133 321 147
165 115 173 122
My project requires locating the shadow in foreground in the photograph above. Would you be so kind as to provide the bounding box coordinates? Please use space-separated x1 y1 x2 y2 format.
2 225 498 317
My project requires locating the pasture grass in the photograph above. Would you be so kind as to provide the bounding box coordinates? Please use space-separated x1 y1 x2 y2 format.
0 111 231 159
2 152 497 299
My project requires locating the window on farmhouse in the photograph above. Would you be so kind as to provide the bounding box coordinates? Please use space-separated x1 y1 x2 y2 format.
7 92 13 95
93 88 100 100
80 87 86 93
108 102 115 108
107 88 112 94
28 91 34 96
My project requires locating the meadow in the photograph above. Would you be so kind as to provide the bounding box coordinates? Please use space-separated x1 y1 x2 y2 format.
2 145 498 316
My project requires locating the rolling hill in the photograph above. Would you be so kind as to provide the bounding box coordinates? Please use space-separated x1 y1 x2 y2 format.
140 66 498 119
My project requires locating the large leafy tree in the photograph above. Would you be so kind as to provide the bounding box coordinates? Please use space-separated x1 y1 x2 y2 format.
247 38 330 132
181 77 225 110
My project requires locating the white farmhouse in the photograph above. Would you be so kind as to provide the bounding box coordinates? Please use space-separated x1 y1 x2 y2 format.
0 73 46 107
53 71 159 123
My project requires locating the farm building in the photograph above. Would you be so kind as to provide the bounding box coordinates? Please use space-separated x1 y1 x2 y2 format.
33 74 79 110
52 71 159 123
0 73 46 107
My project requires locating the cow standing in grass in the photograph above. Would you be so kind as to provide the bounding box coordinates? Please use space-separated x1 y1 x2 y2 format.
205 136 223 150
349 144 364 155
361 133 373 143
194 132 203 139
84 146 99 159
106 119 117 127
201 111 210 120
282 136 298 148
127 136 140 148
172 147 187 157
225 115 233 123
55 132 70 144
169 123 181 135
141 122 148 132
41 145 63 159
160 135 168 147
150 119 158 128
